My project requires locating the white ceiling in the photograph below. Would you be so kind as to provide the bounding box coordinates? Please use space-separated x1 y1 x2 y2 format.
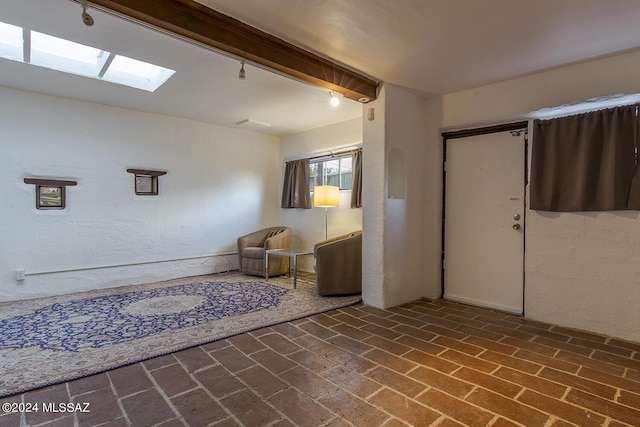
199 0 640 96
3 0 640 136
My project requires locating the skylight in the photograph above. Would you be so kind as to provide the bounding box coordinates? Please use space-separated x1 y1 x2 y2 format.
0 22 23 61
102 55 174 91
0 20 175 92
31 31 105 76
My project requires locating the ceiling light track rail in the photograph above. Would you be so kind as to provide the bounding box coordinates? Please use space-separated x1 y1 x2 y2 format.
80 0 378 103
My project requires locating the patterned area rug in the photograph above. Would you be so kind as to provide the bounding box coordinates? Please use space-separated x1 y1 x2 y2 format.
0 272 360 397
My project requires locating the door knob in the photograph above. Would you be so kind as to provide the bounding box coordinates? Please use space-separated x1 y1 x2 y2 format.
513 223 521 230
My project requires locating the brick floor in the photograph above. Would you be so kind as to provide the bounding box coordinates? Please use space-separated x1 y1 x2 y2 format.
1 279 639 426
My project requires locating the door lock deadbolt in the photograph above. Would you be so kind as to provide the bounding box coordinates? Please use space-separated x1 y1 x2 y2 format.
513 213 521 221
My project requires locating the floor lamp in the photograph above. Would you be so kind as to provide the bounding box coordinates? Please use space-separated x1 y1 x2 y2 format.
314 185 339 240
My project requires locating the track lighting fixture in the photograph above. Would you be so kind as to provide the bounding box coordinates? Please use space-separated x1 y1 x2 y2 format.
238 61 246 80
81 0 94 26
329 91 340 107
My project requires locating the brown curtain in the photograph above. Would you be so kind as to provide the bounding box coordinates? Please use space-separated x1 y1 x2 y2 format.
628 166 640 209
627 110 640 209
530 105 638 211
281 159 311 209
350 148 363 208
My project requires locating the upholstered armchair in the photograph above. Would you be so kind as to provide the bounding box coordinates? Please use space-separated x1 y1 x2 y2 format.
237 226 291 278
314 230 362 296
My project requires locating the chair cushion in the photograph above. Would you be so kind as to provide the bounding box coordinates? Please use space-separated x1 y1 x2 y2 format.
241 246 265 259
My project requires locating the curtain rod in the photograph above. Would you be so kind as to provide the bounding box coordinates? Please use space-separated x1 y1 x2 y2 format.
285 143 362 162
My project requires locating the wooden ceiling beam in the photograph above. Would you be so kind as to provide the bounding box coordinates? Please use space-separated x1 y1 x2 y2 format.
86 0 378 103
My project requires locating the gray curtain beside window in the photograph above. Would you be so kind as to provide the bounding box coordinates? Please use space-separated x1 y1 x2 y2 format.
530 105 638 211
281 158 311 209
350 149 363 208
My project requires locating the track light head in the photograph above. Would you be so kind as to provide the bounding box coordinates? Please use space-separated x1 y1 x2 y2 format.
82 11 94 26
81 1 94 26
238 62 246 80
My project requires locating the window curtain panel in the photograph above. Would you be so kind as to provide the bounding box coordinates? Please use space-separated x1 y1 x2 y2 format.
627 112 640 209
530 105 638 211
350 148 363 208
628 165 640 210
281 158 311 209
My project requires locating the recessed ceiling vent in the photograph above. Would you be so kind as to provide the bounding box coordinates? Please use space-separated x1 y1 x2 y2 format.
235 119 271 130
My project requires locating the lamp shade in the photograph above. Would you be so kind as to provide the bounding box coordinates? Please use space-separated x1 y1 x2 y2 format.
314 185 339 207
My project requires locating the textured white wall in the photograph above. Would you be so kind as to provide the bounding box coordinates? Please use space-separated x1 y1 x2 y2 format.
440 49 640 342
526 211 640 341
381 85 431 307
362 88 386 308
361 84 441 309
422 96 445 300
442 50 640 130
0 87 280 301
279 118 363 272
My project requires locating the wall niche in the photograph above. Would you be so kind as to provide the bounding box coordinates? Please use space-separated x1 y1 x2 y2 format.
387 148 405 199
24 178 77 209
127 169 167 196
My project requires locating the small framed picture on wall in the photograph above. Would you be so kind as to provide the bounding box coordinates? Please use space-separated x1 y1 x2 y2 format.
24 178 78 210
127 169 167 196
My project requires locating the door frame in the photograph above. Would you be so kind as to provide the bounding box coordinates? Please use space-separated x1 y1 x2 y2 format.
441 121 529 311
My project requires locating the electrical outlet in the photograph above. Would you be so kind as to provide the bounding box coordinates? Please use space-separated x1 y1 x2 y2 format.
16 268 25 281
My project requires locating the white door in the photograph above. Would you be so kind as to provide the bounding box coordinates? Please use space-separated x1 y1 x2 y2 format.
444 130 525 314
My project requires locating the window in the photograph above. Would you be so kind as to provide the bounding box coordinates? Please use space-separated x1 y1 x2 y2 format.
0 20 175 92
310 154 352 191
